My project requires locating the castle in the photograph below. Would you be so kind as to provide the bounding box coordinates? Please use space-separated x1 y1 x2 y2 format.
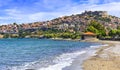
82 11 108 17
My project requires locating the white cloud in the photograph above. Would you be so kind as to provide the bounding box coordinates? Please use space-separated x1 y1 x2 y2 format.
27 2 120 22
103 0 120 3
84 2 120 16
5 9 21 15
1 0 120 24
87 0 100 4
0 16 21 20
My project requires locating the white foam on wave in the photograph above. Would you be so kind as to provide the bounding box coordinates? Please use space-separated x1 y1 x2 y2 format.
90 44 108 48
38 51 86 70
9 59 43 70
10 51 86 70
10 44 105 70
61 48 98 70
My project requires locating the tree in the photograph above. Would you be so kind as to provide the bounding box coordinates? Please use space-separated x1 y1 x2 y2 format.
86 26 98 34
13 22 17 25
3 34 9 38
116 30 120 36
109 29 117 37
86 20 106 36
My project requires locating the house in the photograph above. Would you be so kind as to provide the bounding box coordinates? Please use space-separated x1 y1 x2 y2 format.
81 32 97 41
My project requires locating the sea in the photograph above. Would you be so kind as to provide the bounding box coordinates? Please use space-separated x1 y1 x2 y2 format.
0 38 105 70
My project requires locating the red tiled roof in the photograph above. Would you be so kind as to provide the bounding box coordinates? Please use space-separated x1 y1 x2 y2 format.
83 32 96 35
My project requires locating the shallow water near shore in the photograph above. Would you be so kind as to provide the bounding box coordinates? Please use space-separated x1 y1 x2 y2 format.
0 38 102 70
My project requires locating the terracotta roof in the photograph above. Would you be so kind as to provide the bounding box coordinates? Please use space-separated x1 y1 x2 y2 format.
83 32 96 35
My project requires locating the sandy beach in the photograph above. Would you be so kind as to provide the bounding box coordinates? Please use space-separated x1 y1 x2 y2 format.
83 40 120 70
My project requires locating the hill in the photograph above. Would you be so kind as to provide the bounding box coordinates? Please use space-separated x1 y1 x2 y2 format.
0 11 120 38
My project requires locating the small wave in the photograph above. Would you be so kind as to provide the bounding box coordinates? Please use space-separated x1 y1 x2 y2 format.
10 44 103 70
10 51 86 70
90 44 108 48
38 51 86 70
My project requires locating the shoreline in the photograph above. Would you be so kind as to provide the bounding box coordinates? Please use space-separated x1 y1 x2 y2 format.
0 37 120 43
50 38 120 43
82 40 120 70
1 38 120 70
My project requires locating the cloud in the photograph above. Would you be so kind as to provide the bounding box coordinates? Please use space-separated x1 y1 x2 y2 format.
4 8 22 16
1 0 120 24
103 0 120 3
26 1 120 23
84 2 120 16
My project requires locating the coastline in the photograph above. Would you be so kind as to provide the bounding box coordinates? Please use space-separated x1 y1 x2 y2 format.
82 40 120 70
1 38 120 70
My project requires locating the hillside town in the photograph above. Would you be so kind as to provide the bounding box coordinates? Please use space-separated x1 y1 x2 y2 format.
0 11 120 39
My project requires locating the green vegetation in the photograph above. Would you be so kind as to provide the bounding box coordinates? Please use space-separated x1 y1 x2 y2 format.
6 28 80 39
108 29 120 38
44 32 81 39
3 34 10 38
86 20 106 37
3 34 19 38
85 20 120 39
39 29 81 39
1 20 120 40
0 11 120 40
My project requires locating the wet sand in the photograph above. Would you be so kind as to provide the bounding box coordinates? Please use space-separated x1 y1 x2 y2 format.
83 40 120 70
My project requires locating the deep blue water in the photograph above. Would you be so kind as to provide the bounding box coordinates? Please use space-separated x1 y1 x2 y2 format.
0 39 100 70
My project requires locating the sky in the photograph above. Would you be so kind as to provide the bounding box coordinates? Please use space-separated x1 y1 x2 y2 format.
0 0 120 25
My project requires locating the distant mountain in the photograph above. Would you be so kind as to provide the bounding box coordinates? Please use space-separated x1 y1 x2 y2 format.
0 11 120 34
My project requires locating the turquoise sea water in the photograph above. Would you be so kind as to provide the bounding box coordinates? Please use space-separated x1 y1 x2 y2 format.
0 39 101 70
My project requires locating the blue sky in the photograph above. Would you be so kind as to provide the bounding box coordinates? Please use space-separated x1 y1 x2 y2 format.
0 0 120 25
